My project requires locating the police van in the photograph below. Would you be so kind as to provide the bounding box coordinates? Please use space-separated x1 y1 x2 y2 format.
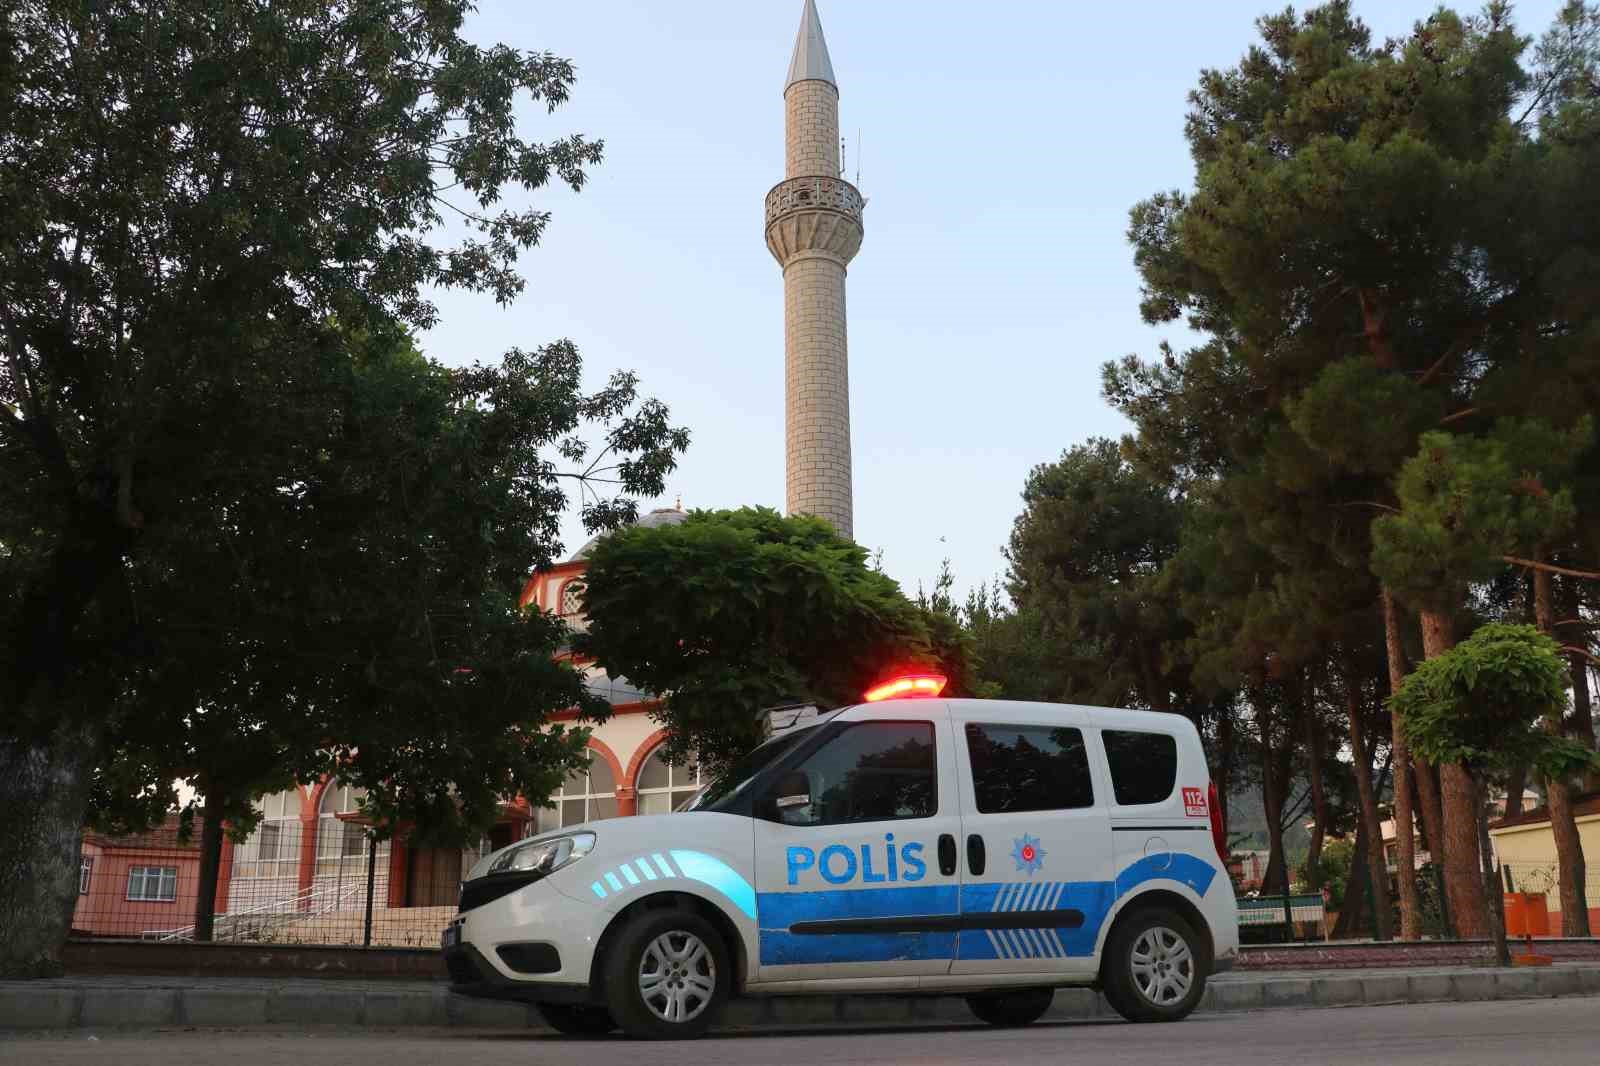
443 678 1238 1039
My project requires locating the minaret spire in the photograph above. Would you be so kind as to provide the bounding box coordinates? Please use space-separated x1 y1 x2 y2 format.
765 0 863 538
786 0 836 90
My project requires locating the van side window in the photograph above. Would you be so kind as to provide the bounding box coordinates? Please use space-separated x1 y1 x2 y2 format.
771 721 937 827
1102 729 1178 805
965 724 1094 814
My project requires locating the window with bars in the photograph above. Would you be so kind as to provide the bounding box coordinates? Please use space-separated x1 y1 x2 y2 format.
535 755 617 833
558 581 588 634
316 784 371 876
233 789 303 880
79 858 93 895
636 747 701 815
126 866 178 902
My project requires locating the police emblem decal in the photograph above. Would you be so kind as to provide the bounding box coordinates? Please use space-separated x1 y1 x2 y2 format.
1012 834 1046 877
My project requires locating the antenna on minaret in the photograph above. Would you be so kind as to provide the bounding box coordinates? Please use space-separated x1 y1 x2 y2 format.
839 136 846 178
855 128 862 188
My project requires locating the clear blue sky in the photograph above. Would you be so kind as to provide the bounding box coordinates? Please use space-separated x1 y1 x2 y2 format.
420 0 1567 601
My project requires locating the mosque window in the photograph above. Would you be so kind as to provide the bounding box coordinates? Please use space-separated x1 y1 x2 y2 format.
316 784 373 877
233 788 302 880
636 746 702 816
535 753 617 832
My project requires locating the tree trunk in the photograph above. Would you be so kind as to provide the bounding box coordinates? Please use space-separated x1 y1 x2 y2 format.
1573 653 1599 793
1502 763 1527 819
1475 777 1512 967
0 724 99 977
1347 684 1393 940
1416 762 1446 861
1260 707 1289 895
1420 608 1490 939
1215 709 1234 845
193 791 226 943
1533 566 1591 936
1381 586 1424 940
1330 821 1369 941
1304 707 1328 890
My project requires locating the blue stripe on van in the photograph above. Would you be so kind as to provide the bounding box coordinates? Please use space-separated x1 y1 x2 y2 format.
758 854 1214 966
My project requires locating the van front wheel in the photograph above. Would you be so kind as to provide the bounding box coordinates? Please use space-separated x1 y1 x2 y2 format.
1102 908 1206 1023
601 907 730 1040
965 987 1055 1027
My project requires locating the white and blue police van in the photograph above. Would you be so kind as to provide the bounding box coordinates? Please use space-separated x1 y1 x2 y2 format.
443 677 1238 1039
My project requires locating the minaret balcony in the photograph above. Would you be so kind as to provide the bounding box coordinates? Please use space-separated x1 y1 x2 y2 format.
764 176 864 267
765 175 864 227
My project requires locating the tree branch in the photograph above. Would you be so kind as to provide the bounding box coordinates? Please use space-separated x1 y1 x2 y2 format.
1417 323 1486 387
1504 556 1600 581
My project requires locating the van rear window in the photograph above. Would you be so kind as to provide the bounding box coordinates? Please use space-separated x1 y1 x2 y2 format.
1102 730 1178 806
965 724 1094 814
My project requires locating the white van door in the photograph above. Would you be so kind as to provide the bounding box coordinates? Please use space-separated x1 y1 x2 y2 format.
751 705 965 984
948 703 1114 977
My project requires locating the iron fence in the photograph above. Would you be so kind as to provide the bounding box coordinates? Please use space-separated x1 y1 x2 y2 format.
1236 893 1327 943
1501 861 1600 926
74 816 511 949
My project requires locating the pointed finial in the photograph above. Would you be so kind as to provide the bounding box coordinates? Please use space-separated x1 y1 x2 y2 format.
786 0 836 91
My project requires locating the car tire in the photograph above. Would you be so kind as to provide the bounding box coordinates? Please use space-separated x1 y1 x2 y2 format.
965 987 1055 1027
602 907 730 1040
535 1002 616 1037
1101 907 1207 1023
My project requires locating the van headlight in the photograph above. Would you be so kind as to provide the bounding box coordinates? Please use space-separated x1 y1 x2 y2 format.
486 831 596 878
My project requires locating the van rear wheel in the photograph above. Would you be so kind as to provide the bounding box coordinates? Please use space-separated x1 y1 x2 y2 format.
601 907 730 1040
965 987 1054 1027
1102 908 1206 1023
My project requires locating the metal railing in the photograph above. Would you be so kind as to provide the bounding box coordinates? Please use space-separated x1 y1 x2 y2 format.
140 880 367 943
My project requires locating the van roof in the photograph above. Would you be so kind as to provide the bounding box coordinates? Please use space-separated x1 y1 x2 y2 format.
857 697 1195 734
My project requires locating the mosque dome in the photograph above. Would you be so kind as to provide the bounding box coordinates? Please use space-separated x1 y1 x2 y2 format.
566 506 688 563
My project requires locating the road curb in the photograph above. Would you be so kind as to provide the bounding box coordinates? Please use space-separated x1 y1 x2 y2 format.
2 966 1598 1032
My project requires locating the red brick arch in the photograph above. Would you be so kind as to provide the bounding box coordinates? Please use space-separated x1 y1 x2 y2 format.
585 736 627 792
624 728 675 792
305 777 334 819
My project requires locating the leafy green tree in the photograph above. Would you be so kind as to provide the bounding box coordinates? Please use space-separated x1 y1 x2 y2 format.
1107 0 1600 938
98 328 685 940
576 508 973 766
0 1 687 975
1394 623 1599 958
1375 423 1593 935
1005 438 1192 712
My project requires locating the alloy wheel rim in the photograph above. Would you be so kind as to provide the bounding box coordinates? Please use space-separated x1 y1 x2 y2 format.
1130 926 1194 1006
638 930 716 1024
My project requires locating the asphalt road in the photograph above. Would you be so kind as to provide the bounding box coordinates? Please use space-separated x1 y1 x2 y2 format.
5 998 1593 1066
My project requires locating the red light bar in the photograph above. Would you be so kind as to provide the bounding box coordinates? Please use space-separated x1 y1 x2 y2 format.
863 674 948 703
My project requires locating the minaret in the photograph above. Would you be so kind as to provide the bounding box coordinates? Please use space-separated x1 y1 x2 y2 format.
765 0 864 538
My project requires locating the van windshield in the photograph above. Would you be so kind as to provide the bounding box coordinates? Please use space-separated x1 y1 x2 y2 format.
683 726 818 812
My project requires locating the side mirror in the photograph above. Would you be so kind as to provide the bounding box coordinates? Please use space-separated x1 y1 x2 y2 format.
772 770 811 814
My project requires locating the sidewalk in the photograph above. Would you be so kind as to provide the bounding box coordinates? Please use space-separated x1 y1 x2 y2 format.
3 964 1599 1032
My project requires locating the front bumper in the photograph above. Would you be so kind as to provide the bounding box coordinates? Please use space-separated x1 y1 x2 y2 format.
443 940 595 1005
445 873 608 1004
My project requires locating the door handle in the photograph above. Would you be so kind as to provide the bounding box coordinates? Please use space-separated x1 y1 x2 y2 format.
967 834 986 876
937 834 957 876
